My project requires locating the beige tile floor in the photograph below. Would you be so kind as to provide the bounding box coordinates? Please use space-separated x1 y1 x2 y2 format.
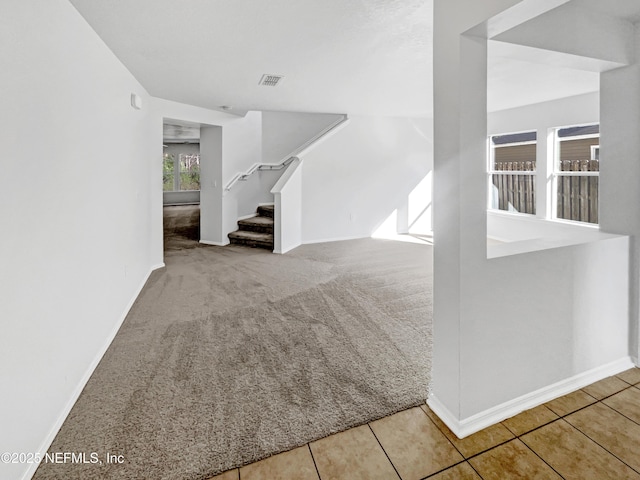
209 368 640 480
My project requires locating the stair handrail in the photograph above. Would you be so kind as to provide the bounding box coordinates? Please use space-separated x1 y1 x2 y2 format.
224 157 297 192
224 114 348 192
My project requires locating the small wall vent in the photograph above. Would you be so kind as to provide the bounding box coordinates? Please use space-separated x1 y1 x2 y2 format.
259 74 284 86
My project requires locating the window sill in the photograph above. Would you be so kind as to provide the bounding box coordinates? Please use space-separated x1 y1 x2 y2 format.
487 210 621 259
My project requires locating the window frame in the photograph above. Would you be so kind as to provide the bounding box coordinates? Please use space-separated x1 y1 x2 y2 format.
487 130 538 216
551 124 599 225
163 147 201 192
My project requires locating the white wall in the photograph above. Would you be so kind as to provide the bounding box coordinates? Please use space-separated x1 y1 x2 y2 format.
300 115 433 243
600 26 640 364
221 112 269 240
262 111 344 164
488 91 599 135
200 125 223 244
431 0 632 438
432 0 523 421
0 1 157 479
272 158 303 254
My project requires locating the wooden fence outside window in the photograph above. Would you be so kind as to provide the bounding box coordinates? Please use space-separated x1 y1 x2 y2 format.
491 161 536 214
556 159 599 224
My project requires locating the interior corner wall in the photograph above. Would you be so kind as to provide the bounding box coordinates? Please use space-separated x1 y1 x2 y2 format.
0 1 157 479
299 115 433 244
261 111 344 164
221 112 267 238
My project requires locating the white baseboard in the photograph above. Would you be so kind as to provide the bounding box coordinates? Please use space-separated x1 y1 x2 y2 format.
303 234 368 245
274 242 301 255
258 202 275 207
199 240 229 247
237 213 258 221
428 356 635 439
22 266 157 480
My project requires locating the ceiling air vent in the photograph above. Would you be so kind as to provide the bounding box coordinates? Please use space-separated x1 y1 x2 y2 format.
259 74 284 86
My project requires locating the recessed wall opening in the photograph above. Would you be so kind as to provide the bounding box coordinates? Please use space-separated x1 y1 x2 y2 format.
162 120 202 251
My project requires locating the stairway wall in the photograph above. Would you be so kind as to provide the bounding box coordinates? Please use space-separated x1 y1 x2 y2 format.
221 111 269 240
262 111 344 164
222 111 351 243
300 115 433 243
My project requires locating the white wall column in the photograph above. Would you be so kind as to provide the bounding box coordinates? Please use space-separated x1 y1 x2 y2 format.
200 125 224 244
432 0 522 428
431 0 632 438
600 25 640 363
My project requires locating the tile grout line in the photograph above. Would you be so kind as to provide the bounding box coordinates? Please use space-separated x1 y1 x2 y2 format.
504 389 619 479
228 375 640 479
615 375 640 388
600 399 640 428
417 404 469 459
482 383 639 480
557 416 640 475
420 459 474 480
416 403 514 478
367 424 403 480
235 375 639 479
516 434 567 480
416 385 626 477
307 443 322 480
466 460 486 480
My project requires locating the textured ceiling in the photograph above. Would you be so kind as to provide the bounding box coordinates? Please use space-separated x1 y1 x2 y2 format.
69 0 433 117
488 42 600 113
572 0 640 23
68 0 635 117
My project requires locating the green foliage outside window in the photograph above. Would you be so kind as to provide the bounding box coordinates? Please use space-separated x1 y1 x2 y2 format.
162 152 200 191
163 153 175 191
179 154 200 191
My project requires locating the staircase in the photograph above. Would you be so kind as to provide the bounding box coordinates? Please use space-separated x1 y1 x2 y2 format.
228 205 274 250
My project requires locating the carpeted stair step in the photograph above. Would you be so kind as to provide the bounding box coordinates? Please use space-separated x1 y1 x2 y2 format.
228 230 274 250
238 215 274 234
257 204 274 219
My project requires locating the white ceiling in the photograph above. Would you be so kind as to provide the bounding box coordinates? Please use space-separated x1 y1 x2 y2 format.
69 0 433 117
68 0 636 117
486 0 640 112
572 0 640 23
487 42 600 113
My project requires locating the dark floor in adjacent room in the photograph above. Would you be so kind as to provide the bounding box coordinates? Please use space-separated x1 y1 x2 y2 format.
163 204 201 251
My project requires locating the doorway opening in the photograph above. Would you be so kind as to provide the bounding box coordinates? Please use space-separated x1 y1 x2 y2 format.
162 120 201 251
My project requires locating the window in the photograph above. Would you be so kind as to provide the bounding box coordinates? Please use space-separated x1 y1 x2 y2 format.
163 153 175 191
178 153 200 191
162 148 200 191
553 125 599 224
488 131 537 215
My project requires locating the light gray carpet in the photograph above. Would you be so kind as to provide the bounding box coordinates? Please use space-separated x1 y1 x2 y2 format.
35 237 432 480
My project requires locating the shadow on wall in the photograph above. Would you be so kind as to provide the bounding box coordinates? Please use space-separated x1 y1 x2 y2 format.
373 171 433 239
